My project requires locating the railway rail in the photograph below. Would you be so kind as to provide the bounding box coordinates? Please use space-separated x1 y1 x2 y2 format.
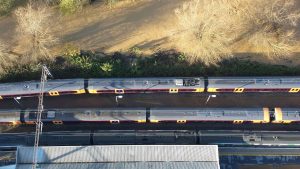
2 130 300 147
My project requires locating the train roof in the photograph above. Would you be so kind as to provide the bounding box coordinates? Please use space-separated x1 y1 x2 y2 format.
208 77 300 86
149 108 266 121
88 77 205 90
0 79 85 96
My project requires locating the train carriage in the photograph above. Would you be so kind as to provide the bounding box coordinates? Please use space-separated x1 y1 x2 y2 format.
0 110 21 125
207 77 300 93
0 79 85 99
149 108 270 124
87 78 205 94
24 108 147 124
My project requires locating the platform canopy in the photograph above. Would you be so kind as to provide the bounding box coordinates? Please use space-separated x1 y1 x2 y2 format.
16 145 220 169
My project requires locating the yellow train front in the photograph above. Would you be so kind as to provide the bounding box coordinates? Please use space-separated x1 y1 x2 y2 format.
273 108 300 124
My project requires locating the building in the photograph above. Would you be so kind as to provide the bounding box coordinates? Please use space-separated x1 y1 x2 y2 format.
15 145 220 169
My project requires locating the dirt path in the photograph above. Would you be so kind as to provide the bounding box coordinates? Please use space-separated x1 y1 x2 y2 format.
56 0 186 54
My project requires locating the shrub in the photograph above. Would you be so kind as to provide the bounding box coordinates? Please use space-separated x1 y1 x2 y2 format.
0 0 18 16
173 0 300 64
15 4 58 62
100 63 113 75
174 0 235 65
59 0 90 14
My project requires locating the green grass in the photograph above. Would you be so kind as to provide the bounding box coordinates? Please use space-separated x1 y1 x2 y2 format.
1 50 300 82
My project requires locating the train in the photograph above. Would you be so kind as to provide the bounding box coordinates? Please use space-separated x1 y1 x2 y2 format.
1 77 300 99
2 130 300 147
0 107 298 125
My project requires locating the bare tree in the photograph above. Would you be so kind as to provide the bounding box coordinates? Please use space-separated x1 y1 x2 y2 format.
174 0 236 64
173 0 300 64
14 2 58 63
238 0 300 58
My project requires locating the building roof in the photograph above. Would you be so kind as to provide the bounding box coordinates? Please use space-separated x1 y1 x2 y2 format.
16 145 220 169
16 162 220 169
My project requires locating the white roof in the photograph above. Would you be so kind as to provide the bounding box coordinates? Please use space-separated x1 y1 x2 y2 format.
16 145 220 169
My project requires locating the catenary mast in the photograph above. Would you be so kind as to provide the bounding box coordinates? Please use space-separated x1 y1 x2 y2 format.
32 65 52 169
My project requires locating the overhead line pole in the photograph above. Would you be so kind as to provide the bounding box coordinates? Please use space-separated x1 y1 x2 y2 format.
32 65 52 169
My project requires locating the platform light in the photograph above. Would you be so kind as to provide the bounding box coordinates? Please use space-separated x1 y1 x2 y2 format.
205 95 217 104
115 95 123 105
14 97 22 105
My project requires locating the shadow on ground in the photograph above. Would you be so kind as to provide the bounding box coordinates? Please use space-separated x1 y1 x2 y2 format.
1 50 300 82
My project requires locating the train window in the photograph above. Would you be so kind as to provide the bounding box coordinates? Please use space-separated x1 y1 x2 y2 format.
158 79 171 85
47 111 56 119
281 79 300 84
85 111 91 116
210 111 222 117
249 138 255 142
29 112 37 119
205 112 211 116
185 112 196 116
256 79 281 85
216 79 254 84
41 113 48 119
175 79 183 86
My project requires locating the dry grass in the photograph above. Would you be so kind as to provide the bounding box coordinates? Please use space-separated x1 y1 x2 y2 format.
0 40 9 73
14 3 58 63
0 0 299 66
0 42 19 74
174 0 235 64
234 0 300 58
173 0 300 64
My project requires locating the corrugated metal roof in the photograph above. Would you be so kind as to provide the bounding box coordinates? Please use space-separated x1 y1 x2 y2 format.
16 162 219 169
17 145 219 164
